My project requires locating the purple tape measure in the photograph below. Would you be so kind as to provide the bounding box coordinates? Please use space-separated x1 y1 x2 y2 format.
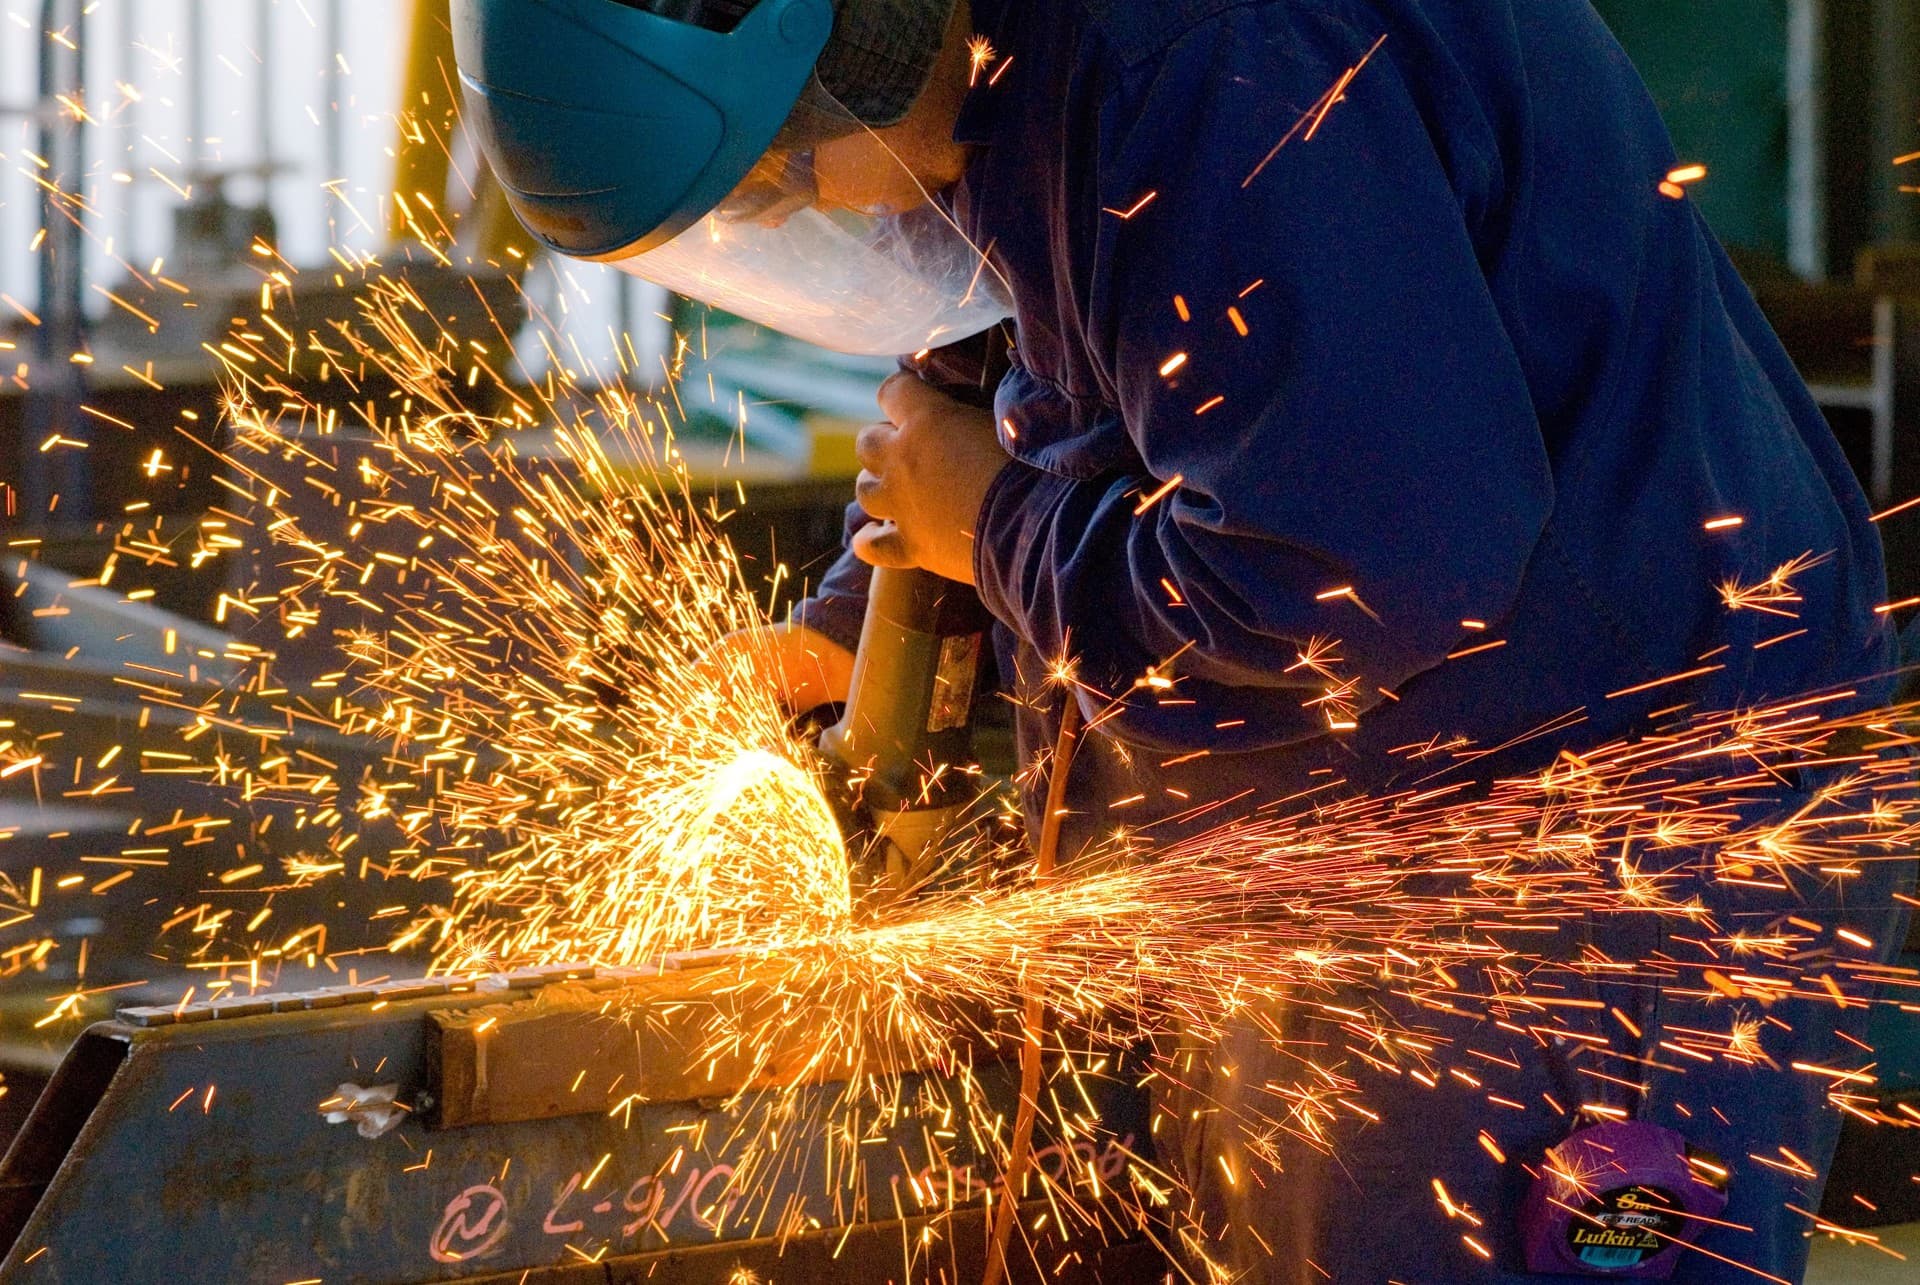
1519 1119 1729 1278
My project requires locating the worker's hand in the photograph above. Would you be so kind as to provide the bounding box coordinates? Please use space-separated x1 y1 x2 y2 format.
851 372 1010 585
701 623 856 717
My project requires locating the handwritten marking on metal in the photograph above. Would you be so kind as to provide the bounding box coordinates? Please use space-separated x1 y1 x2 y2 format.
429 1184 510 1263
426 1134 1135 1263
542 1163 742 1240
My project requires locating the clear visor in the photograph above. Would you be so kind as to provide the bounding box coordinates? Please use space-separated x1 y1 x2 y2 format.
607 79 1011 356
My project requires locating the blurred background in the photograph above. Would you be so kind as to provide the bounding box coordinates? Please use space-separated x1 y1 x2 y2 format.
0 0 1916 1261
0 0 895 1143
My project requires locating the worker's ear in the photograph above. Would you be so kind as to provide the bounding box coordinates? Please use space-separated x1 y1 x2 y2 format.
851 519 918 570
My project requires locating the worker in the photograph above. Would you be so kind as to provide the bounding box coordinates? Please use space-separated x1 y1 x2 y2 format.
453 1 1912 1280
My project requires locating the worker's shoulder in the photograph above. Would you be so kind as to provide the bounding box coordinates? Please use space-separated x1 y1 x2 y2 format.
1068 0 1407 70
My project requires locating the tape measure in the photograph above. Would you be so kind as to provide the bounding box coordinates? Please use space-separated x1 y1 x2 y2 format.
1519 1119 1729 1277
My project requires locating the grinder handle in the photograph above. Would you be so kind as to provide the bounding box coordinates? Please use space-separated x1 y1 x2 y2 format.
819 329 1011 808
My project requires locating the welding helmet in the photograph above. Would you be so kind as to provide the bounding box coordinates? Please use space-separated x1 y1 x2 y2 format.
450 0 1011 355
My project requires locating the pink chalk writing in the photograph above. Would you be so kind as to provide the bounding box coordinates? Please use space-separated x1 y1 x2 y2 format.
428 1134 1134 1264
429 1183 509 1264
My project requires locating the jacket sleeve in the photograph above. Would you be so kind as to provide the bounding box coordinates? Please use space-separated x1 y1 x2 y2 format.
788 500 874 654
971 10 1553 754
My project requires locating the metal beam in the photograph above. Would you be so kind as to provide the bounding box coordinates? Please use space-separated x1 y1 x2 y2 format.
0 956 1156 1282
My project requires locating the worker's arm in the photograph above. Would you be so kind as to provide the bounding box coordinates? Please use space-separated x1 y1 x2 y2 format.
703 618 856 716
972 10 1552 754
672 500 867 719
689 497 867 716
790 499 878 658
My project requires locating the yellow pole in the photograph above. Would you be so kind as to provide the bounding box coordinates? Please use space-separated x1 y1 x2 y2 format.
471 166 534 266
388 0 458 249
387 0 533 268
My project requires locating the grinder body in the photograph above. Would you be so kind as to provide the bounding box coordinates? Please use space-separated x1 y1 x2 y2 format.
819 565 995 896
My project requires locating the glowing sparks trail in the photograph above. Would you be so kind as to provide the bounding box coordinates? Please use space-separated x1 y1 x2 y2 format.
0 238 1912 1276
0 49 1915 1278
4 259 1916 1275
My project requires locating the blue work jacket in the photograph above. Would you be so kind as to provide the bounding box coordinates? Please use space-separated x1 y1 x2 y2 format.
796 0 1894 854
790 4 1906 1279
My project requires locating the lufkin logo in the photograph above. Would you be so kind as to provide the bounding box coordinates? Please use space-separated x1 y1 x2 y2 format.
1568 1185 1682 1266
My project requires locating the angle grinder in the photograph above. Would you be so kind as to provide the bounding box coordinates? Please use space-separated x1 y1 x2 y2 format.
816 327 1014 903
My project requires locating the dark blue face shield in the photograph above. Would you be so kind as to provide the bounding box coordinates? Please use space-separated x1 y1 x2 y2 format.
451 0 1010 354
